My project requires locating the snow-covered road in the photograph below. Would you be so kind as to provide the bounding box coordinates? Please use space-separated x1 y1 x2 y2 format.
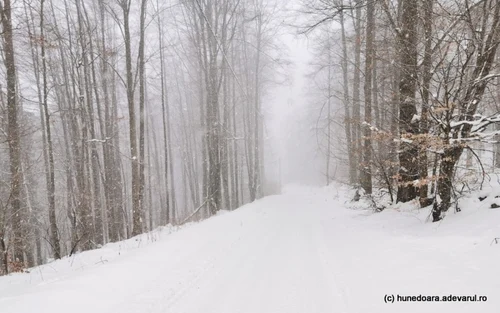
1 185 499 313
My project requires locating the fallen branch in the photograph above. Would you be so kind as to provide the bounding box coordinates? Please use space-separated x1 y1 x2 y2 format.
181 198 210 225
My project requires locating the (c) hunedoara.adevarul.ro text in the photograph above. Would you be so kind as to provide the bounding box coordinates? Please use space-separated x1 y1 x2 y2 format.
384 294 488 303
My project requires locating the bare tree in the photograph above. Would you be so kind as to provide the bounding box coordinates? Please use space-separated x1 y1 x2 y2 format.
396 0 419 202
1 0 25 266
360 0 374 194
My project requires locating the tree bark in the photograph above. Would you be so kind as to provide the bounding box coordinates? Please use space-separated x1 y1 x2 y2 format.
419 0 434 207
351 0 362 185
397 0 419 203
339 7 355 184
360 0 374 194
138 0 147 232
2 0 25 266
120 1 141 236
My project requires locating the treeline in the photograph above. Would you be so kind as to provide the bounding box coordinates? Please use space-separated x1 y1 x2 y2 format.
304 0 500 217
0 0 283 274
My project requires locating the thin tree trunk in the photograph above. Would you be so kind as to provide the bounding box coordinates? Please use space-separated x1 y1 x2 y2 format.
253 12 263 199
351 0 362 185
231 47 240 209
326 30 332 185
158 9 171 225
360 0 374 194
340 7 355 184
419 0 434 207
138 0 147 233
120 1 141 236
82 1 106 244
39 0 61 259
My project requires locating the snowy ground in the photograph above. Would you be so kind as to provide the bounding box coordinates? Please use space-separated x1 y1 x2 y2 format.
1 184 499 313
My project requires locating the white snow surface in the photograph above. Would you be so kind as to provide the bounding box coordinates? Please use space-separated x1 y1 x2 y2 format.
1 184 500 313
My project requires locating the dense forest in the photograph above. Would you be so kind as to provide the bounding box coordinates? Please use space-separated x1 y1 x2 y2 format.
1 0 500 276
0 0 285 274
304 0 500 218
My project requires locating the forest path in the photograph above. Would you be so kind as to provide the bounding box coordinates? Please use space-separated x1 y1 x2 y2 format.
1 184 498 313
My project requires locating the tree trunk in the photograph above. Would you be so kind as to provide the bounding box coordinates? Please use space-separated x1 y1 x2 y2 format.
121 2 141 237
2 0 25 266
138 0 148 233
339 7 355 184
397 0 419 203
432 147 462 221
326 30 332 185
419 0 434 207
351 0 362 185
360 0 374 194
253 12 263 199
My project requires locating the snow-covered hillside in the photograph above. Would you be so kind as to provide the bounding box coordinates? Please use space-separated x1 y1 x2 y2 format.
0 184 499 313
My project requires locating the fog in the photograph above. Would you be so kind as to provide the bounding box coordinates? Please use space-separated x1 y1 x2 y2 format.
0 0 348 268
266 34 328 187
3 1 500 311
